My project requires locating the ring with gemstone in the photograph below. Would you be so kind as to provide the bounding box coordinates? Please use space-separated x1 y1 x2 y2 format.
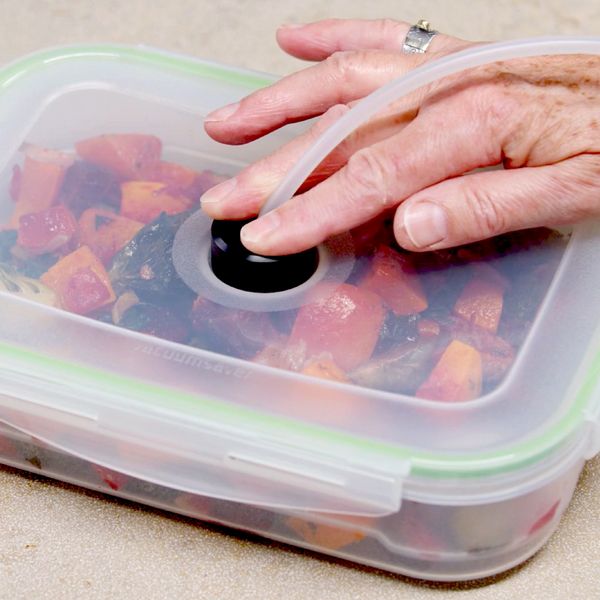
402 20 438 54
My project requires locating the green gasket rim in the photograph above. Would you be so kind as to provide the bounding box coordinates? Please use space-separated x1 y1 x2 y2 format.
0 44 276 90
0 45 598 479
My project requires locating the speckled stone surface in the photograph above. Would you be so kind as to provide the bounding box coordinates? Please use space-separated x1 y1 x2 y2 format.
1 1 599 598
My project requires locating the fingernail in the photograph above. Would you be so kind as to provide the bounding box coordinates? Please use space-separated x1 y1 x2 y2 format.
279 23 304 30
241 212 281 246
205 102 240 122
200 177 237 206
402 202 448 248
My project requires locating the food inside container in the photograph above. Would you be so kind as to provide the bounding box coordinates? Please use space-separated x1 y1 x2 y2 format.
0 134 567 401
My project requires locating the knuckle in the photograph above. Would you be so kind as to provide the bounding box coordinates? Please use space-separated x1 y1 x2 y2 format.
325 51 354 79
441 84 511 164
566 155 600 189
324 50 372 84
377 18 403 40
550 156 600 220
461 181 506 237
344 148 396 210
467 81 530 160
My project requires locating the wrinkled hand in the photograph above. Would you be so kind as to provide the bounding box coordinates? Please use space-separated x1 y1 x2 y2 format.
201 18 600 255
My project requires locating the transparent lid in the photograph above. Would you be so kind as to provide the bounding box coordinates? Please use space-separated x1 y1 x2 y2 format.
0 46 599 490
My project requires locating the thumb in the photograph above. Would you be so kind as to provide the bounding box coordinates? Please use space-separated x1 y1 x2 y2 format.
393 155 600 251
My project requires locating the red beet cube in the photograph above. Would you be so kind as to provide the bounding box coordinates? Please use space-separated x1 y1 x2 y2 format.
18 205 77 255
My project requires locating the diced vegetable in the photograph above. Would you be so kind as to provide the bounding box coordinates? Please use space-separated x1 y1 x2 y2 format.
141 160 204 200
351 339 437 394
78 208 143 264
453 265 507 333
284 514 375 550
10 146 74 227
173 493 215 517
252 341 306 372
109 210 195 306
528 500 560 535
41 245 116 314
374 312 419 355
301 358 349 382
288 282 385 371
416 340 482 402
360 245 428 316
120 181 190 223
17 205 77 255
59 161 121 215
75 133 162 180
190 296 280 359
91 464 129 491
294 358 372 426
444 316 515 386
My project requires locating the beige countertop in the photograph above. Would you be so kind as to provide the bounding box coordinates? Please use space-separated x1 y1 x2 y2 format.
1 1 599 598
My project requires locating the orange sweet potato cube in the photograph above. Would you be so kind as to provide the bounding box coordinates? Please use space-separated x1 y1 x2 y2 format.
284 514 375 551
75 134 162 180
141 160 204 200
360 245 428 316
120 181 190 224
10 146 74 227
416 339 482 402
41 245 116 315
301 358 349 382
297 358 370 426
453 265 508 333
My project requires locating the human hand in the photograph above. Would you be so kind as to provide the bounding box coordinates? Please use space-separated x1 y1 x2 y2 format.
201 19 600 255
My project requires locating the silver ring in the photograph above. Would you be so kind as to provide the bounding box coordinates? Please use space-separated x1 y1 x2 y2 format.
402 19 438 54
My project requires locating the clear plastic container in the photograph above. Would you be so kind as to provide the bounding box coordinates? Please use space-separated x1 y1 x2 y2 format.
0 45 599 582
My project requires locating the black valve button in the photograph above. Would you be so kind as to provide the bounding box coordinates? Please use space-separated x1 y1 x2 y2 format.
210 218 319 293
